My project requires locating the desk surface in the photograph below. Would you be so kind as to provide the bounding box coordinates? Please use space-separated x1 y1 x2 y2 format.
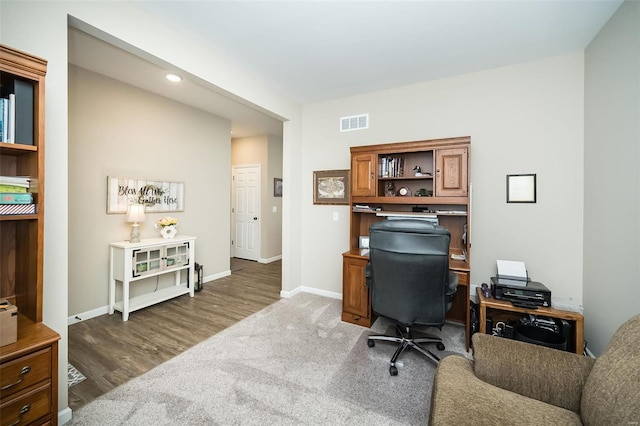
342 248 470 272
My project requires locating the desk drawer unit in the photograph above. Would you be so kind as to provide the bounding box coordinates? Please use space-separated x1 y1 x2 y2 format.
1 345 55 426
0 382 51 426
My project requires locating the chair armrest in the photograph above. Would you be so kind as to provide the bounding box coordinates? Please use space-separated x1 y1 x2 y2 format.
430 355 582 425
472 333 595 413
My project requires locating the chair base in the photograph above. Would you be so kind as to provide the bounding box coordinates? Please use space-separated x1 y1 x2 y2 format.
367 324 445 376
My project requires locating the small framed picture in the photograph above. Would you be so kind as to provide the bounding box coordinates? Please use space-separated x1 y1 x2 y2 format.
507 174 536 203
274 178 283 197
313 170 350 205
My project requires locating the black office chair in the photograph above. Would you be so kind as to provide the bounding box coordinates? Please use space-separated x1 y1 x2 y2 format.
366 219 458 376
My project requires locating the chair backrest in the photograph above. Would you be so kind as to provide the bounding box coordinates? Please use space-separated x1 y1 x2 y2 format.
580 314 640 424
368 219 451 326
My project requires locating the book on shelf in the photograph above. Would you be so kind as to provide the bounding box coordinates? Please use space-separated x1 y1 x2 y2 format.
0 203 35 215
0 98 4 142
0 97 7 143
7 94 15 143
0 176 30 187
379 156 404 178
0 192 32 204
0 184 28 193
13 79 34 145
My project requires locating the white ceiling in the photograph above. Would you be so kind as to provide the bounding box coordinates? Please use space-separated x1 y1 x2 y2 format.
69 0 623 138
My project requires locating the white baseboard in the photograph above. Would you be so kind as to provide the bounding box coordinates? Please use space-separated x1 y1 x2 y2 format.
68 305 109 325
67 270 230 325
59 407 72 425
204 270 230 282
281 286 342 300
259 255 282 264
584 347 596 358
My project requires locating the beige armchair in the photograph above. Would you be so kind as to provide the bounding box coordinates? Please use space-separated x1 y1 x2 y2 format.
429 314 640 425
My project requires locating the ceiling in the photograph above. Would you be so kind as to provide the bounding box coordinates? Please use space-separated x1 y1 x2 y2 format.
69 0 623 138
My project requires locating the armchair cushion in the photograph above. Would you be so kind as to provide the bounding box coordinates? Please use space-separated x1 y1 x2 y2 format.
430 355 582 425
473 333 595 413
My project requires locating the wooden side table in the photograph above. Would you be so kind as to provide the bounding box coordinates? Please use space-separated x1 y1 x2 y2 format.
476 288 584 354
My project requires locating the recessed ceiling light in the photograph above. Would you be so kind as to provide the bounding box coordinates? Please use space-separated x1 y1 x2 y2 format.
166 73 182 82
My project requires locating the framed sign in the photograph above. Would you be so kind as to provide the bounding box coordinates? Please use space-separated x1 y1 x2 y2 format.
506 174 536 203
313 170 350 205
107 176 185 213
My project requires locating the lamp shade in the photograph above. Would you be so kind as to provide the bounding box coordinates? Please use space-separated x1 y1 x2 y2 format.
126 204 146 223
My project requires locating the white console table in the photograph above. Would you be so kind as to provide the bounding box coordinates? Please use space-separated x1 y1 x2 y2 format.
109 235 196 321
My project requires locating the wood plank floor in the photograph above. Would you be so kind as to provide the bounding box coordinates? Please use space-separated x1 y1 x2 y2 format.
68 258 281 411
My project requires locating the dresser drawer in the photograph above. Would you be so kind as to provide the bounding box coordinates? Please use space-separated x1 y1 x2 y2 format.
0 382 51 426
0 348 52 400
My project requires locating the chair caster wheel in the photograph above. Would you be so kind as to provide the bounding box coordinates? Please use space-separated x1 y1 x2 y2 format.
389 365 398 376
367 339 375 348
437 342 445 351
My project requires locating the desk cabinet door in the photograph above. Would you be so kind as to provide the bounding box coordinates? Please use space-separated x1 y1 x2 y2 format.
342 256 369 318
165 242 190 269
351 153 376 196
435 147 468 197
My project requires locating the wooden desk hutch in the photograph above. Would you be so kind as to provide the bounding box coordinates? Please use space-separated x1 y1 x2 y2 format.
342 136 472 350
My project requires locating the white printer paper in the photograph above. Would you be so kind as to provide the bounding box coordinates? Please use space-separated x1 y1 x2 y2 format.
496 260 528 281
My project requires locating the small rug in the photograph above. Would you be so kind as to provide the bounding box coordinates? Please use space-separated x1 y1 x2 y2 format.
68 364 87 388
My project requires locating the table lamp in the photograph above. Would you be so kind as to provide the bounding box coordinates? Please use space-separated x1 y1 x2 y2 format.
126 204 146 243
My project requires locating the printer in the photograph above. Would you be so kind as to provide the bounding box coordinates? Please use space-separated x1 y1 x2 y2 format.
491 260 552 307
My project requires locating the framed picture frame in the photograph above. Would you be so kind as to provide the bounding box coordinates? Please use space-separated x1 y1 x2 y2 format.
506 174 536 203
313 169 350 205
274 178 283 197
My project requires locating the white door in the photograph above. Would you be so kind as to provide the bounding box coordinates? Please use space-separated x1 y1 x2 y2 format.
232 165 260 261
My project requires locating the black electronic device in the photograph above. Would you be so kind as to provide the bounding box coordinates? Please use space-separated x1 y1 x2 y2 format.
480 282 491 298
511 300 538 309
491 276 551 307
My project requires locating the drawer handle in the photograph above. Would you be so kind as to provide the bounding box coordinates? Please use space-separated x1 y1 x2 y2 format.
1 366 31 390
7 404 31 426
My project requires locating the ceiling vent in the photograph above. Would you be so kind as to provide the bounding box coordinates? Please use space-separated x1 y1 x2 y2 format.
340 114 369 132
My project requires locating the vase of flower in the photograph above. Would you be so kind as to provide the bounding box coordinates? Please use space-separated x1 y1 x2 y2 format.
155 216 178 239
160 225 177 239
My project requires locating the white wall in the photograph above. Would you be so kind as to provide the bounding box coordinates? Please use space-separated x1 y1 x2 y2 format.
69 65 231 315
584 0 640 355
300 53 586 307
266 134 283 261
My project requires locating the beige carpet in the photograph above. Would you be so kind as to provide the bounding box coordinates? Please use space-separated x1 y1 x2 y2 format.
69 293 469 425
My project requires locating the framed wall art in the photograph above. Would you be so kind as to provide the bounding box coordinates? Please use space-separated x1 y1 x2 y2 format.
274 178 283 197
107 176 185 213
506 174 536 203
313 169 350 205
